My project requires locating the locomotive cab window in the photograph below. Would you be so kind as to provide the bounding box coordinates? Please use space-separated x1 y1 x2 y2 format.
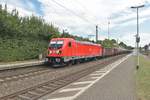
68 42 72 47
49 40 63 49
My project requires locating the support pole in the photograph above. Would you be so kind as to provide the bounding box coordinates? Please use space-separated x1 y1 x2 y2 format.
131 5 144 70
96 25 98 42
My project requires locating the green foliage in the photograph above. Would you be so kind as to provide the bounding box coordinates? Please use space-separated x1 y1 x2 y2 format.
0 4 60 62
61 32 90 42
98 39 133 49
0 38 48 61
119 42 133 50
100 39 117 48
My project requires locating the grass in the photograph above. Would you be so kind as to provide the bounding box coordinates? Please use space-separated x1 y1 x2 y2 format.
136 55 150 100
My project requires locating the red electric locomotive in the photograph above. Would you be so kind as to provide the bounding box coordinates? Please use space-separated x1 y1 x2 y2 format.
46 38 103 65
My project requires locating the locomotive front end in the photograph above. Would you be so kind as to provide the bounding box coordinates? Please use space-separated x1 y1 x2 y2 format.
47 39 64 65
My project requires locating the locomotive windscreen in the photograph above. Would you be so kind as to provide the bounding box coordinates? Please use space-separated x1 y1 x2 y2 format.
49 40 63 49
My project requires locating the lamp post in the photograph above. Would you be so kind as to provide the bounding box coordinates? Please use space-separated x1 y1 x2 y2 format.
63 29 68 34
108 20 110 39
96 25 98 42
131 5 144 69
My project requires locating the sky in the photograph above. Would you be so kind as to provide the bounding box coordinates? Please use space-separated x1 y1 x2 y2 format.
0 0 150 47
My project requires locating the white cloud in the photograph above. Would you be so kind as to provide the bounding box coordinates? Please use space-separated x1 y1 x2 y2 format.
115 32 150 47
112 6 150 26
0 0 39 16
38 0 149 30
1 0 150 46
7 4 32 16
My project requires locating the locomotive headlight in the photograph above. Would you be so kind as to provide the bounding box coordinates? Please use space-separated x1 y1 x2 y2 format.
56 50 62 54
56 50 59 54
49 50 52 54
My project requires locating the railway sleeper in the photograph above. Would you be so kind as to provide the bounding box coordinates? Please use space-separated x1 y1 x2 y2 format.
55 79 68 84
18 94 32 100
47 83 60 88
36 88 48 92
42 85 54 90
28 91 41 96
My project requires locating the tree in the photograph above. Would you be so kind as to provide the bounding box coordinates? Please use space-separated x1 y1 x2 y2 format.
0 6 60 61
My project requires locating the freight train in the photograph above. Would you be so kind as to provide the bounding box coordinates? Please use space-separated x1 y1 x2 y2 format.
46 38 129 66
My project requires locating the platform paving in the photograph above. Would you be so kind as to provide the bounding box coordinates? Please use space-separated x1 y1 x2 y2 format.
74 54 137 100
40 54 137 100
0 59 45 71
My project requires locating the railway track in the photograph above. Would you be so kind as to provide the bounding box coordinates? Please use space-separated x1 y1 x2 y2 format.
0 58 103 84
0 54 127 100
0 59 102 83
0 68 51 83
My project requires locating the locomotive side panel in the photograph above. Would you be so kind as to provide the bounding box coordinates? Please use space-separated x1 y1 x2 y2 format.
75 42 102 58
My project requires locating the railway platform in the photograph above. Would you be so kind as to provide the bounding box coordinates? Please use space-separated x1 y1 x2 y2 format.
0 59 45 71
40 53 137 100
